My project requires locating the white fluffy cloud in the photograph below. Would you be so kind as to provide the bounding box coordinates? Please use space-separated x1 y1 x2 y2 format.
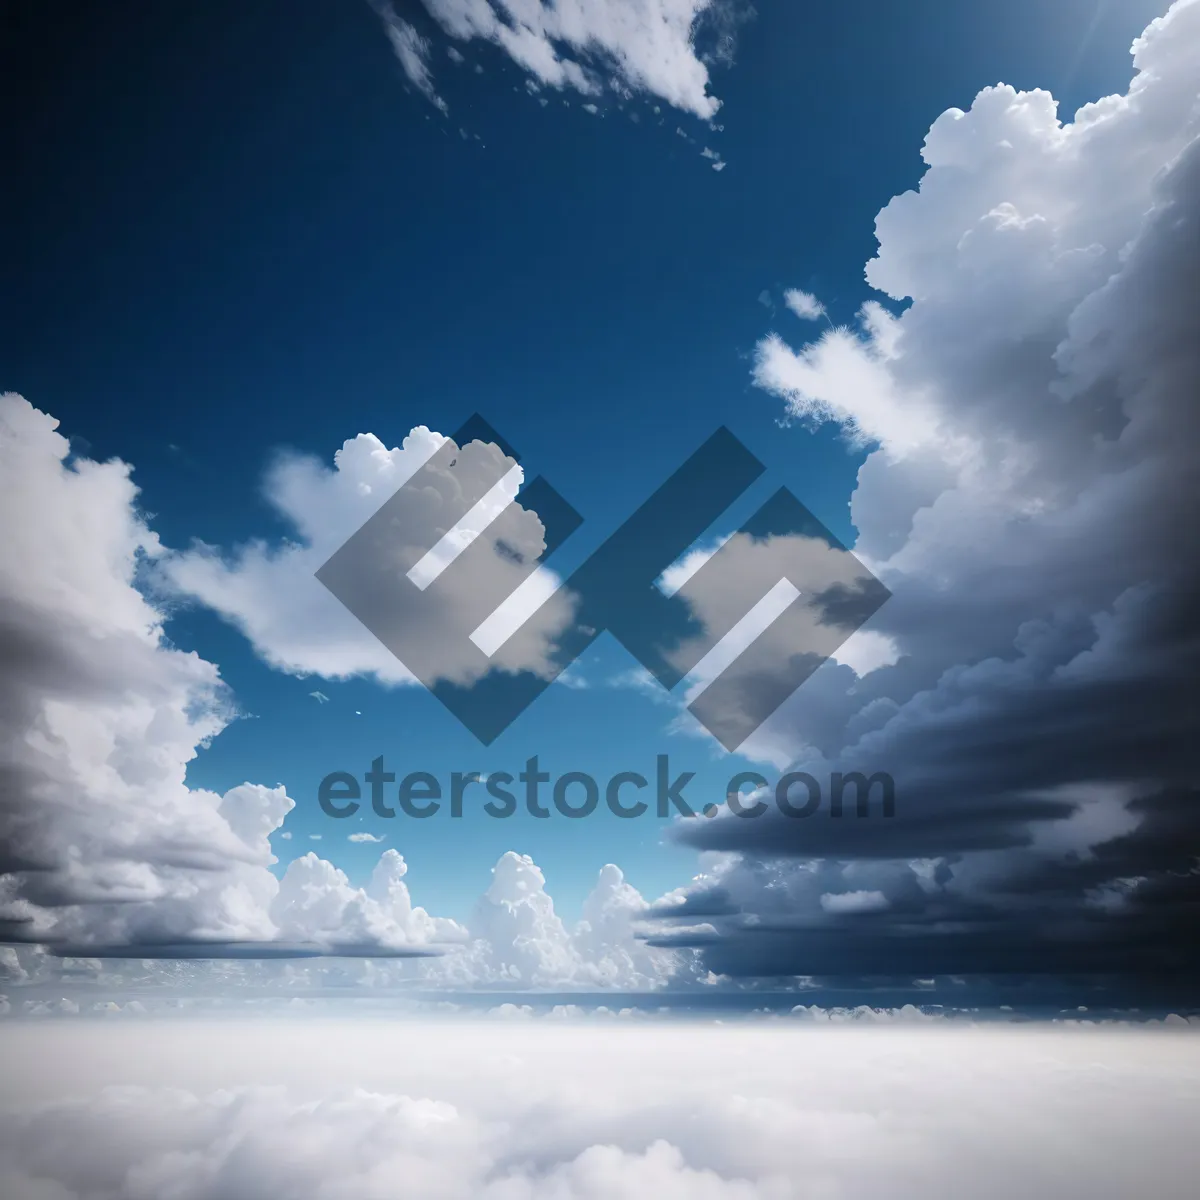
0 396 289 948
0 411 668 973
0 404 670 972
163 423 574 689
428 853 682 989
0 852 680 996
374 0 738 118
270 850 466 952
0 397 471 958
782 288 824 321
1 1020 1198 1198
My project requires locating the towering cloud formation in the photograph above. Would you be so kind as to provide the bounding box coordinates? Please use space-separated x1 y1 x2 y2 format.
0 396 290 950
664 0 1200 983
0 396 674 980
0 401 512 967
430 854 680 989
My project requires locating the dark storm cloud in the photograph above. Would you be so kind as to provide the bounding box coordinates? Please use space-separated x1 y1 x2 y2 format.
657 16 1200 988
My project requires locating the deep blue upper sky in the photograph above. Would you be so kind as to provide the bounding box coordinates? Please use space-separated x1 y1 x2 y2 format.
2 0 1168 919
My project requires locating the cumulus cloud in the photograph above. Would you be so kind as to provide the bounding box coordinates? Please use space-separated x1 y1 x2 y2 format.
0 395 281 948
380 1 747 119
428 853 684 989
163 421 576 694
0 1020 1197 1198
271 850 466 952
663 0 1200 982
0 396 466 957
0 414 669 975
0 429 669 980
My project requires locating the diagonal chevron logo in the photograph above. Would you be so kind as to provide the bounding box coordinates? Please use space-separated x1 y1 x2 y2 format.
317 415 889 750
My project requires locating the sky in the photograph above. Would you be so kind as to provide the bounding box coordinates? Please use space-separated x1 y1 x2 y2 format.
2 0 1199 1023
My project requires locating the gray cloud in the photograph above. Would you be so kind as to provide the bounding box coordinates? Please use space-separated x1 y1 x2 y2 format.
661 0 1200 987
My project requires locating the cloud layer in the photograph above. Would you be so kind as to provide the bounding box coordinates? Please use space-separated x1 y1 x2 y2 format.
1 1020 1198 1199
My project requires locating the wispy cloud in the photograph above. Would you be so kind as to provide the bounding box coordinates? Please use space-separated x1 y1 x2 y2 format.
372 1 750 121
368 0 449 114
782 288 825 321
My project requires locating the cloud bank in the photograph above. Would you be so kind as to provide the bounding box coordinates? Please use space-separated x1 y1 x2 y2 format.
1 1020 1198 1199
661 0 1200 981
0 398 671 981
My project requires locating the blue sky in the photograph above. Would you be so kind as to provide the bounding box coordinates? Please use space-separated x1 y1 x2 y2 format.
6 8 1200 1196
4 0 1199 1009
4 0 1166 924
